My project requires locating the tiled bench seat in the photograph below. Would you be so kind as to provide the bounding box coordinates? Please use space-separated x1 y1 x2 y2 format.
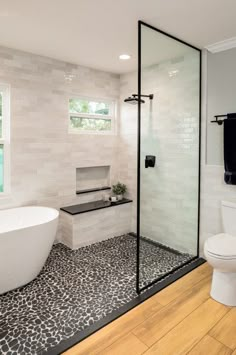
60 199 132 249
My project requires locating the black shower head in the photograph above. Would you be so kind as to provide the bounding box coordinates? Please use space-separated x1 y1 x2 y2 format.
124 96 145 105
124 93 154 105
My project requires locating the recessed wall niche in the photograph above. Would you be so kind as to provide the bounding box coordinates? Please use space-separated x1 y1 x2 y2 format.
76 166 111 194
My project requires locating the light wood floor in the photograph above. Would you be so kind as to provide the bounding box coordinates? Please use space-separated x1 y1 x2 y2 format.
64 263 236 355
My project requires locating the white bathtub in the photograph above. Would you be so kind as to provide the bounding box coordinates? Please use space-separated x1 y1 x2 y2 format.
0 206 59 294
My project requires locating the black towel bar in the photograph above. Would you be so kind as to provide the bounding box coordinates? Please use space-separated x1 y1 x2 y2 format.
211 113 236 125
211 115 227 125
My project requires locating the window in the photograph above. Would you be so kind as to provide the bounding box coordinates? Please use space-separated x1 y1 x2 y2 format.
69 97 115 134
0 84 10 194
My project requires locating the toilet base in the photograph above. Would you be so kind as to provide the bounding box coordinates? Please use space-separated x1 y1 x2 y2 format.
211 270 236 306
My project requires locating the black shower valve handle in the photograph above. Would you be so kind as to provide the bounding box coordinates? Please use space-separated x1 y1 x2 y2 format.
145 155 156 168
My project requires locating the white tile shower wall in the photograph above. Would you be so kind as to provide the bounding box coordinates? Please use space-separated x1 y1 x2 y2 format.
119 53 200 254
0 43 220 254
76 165 110 191
0 46 120 240
118 71 138 233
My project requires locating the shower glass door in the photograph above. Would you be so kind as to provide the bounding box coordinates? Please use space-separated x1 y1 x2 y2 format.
137 21 201 292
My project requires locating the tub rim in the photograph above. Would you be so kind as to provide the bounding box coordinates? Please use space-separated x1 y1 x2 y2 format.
0 205 59 234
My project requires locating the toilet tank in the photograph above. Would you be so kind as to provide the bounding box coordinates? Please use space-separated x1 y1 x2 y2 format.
222 200 236 236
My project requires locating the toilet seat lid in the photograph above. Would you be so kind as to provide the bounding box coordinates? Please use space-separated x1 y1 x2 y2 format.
205 233 236 259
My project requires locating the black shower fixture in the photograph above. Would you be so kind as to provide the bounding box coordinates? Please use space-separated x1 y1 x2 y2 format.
145 155 156 168
124 93 154 105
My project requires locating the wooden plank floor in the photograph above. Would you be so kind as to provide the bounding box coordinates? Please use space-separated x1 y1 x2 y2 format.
64 264 235 355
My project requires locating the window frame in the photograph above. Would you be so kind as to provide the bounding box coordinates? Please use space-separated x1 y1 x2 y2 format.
68 95 116 135
0 84 10 195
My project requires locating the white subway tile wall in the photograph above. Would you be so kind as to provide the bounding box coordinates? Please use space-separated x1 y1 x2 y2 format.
119 53 200 255
0 45 230 254
0 46 120 241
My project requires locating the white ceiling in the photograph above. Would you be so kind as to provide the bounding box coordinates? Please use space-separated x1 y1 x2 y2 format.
0 0 236 74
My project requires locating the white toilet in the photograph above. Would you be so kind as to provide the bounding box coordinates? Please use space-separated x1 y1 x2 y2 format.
204 200 236 306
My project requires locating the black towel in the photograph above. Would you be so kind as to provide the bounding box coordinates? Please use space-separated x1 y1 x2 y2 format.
227 112 236 119
224 114 236 184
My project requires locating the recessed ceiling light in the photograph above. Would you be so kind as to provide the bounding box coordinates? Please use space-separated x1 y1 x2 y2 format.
119 54 131 60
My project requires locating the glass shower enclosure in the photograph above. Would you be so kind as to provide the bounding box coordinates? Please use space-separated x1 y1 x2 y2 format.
137 22 201 292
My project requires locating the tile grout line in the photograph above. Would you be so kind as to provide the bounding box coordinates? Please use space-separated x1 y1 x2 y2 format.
156 270 212 307
152 299 232 355
96 332 149 355
188 334 233 355
130 274 212 344
184 308 233 355
76 300 164 355
136 296 213 353
206 309 235 352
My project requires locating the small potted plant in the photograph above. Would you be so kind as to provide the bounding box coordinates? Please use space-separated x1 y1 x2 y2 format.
112 182 127 201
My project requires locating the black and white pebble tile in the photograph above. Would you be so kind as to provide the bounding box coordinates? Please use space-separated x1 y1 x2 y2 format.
0 234 192 355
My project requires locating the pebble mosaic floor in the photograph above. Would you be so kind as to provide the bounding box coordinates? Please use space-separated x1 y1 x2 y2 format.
0 234 193 355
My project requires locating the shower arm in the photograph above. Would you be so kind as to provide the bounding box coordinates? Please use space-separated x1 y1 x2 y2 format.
132 94 154 100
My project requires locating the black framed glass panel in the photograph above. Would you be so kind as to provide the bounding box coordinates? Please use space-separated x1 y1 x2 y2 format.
137 21 201 292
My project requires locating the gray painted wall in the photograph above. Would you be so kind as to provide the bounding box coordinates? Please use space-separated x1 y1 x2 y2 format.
207 48 236 166
200 48 236 253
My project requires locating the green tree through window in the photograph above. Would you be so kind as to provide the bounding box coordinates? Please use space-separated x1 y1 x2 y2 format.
69 98 113 132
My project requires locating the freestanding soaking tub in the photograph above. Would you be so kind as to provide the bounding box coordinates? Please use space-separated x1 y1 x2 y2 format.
0 206 59 294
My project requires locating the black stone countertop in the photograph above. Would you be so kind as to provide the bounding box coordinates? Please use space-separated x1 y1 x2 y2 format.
60 198 133 215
